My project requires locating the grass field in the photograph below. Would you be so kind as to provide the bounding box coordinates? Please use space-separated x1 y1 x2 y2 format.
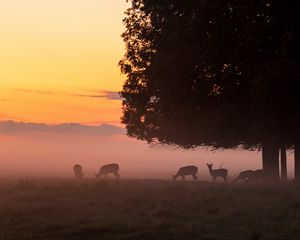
0 179 299 240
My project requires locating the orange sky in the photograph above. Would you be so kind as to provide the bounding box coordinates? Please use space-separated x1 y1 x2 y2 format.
0 0 129 125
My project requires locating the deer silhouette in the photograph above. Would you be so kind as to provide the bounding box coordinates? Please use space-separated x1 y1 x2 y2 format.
246 169 266 183
95 163 120 179
173 166 198 181
73 164 84 179
232 170 253 183
207 163 228 183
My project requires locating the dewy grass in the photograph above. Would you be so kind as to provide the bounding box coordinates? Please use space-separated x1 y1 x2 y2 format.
0 179 299 240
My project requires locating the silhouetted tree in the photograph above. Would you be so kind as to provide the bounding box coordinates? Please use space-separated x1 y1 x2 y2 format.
281 146 287 180
120 0 300 180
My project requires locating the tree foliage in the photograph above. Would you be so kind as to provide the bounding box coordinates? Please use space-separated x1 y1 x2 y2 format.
120 0 300 150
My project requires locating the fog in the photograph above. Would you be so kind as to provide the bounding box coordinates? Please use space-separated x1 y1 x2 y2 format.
0 122 295 180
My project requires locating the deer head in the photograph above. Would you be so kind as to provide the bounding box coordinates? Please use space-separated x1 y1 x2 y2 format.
207 163 213 170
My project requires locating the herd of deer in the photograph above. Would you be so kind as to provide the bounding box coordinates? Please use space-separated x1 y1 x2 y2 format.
172 164 265 183
73 163 266 183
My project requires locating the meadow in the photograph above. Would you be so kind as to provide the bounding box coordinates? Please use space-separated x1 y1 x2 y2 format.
0 179 299 240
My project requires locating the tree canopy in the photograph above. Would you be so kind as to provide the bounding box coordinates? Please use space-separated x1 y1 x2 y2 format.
120 0 300 153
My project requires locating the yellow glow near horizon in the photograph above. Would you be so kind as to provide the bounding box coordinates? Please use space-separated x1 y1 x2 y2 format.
0 0 129 125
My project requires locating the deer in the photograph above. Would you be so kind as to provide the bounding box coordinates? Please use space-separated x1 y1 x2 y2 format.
245 169 266 183
172 166 198 181
232 170 253 183
73 164 84 179
207 163 228 183
95 163 120 179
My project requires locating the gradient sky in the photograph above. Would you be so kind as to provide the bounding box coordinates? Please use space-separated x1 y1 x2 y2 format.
0 0 128 125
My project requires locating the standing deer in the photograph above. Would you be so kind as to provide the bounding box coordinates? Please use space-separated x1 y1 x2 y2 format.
232 170 253 183
207 163 228 183
95 163 120 179
73 164 84 179
173 166 198 181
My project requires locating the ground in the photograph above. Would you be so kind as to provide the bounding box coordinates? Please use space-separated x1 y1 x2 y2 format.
0 179 299 240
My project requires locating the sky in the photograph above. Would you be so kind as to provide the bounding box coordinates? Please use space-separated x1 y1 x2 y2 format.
0 1 295 179
0 0 128 125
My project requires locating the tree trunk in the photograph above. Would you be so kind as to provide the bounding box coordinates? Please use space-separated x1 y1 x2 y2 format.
295 143 300 182
262 142 280 181
280 145 287 180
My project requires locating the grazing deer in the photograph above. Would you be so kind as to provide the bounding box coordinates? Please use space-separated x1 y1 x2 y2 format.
232 170 253 183
246 169 266 183
207 163 228 183
95 163 120 179
73 164 84 179
173 166 198 181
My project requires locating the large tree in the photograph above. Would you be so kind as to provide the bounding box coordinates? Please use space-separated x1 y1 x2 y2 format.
120 0 300 180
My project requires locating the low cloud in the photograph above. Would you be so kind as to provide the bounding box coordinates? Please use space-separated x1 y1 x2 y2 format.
102 91 122 100
0 121 125 136
11 88 121 100
75 91 121 100
14 89 53 95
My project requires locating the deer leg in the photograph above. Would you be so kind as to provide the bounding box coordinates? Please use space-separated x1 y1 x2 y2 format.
182 175 185 181
114 172 120 178
192 174 198 181
245 177 250 184
224 176 228 183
